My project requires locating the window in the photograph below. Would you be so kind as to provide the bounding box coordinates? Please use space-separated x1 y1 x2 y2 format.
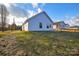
47 25 49 28
39 22 42 28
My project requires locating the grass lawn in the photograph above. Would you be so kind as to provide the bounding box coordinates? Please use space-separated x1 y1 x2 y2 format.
0 31 79 56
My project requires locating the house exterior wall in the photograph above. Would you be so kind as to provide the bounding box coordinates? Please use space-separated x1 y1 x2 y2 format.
22 22 28 31
25 13 53 31
53 22 69 31
60 23 66 29
53 24 59 31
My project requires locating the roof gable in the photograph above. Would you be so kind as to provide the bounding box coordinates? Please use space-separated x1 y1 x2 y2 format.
54 21 70 27
22 11 53 25
54 21 66 25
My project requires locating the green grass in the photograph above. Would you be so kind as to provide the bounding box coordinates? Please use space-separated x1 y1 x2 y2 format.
0 31 8 37
0 31 79 55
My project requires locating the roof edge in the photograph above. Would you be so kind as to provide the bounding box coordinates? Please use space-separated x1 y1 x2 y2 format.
22 11 53 26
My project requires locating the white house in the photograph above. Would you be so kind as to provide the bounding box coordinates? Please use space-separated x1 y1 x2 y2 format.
53 21 69 31
22 11 53 31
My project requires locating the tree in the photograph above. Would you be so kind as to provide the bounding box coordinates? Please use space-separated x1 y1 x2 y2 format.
0 4 9 32
11 18 16 30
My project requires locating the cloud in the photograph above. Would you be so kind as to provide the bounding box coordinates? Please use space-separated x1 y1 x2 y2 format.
25 3 45 18
5 3 45 18
0 3 29 25
0 3 46 25
8 4 28 17
31 3 46 8
7 14 14 24
31 3 43 13
7 14 27 25
27 10 35 17
15 17 27 25
2 3 28 18
65 16 79 26
3 3 11 7
26 8 42 18
37 8 42 13
71 17 79 26
31 3 38 8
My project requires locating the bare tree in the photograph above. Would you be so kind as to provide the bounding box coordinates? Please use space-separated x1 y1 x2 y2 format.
0 4 9 32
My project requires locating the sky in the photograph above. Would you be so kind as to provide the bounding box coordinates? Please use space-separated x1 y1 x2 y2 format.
1 3 79 26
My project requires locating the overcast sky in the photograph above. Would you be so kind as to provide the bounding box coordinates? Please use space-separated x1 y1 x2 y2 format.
2 3 79 26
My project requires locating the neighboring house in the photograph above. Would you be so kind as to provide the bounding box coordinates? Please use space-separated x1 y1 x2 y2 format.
53 21 69 31
22 11 53 31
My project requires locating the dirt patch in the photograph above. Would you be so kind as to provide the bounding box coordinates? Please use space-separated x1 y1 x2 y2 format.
0 35 27 56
